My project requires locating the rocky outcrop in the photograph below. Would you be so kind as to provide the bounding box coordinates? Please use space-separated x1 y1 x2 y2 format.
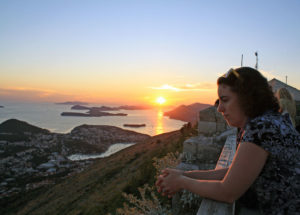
164 103 211 123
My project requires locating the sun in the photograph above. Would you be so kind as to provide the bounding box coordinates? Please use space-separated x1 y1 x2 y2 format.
156 96 166 105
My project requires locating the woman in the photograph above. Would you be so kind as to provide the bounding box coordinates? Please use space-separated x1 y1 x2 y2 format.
275 87 297 127
156 67 300 214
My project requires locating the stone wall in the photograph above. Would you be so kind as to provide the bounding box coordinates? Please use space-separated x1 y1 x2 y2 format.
181 128 236 169
172 106 236 215
198 106 228 136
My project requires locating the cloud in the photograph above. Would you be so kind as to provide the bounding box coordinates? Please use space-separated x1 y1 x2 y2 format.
0 87 71 102
149 82 216 92
0 87 55 96
149 84 181 92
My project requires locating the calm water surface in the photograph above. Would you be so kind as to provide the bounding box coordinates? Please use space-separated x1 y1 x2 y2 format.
68 143 135 161
0 102 186 136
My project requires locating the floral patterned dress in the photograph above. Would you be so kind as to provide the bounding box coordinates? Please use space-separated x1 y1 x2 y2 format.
240 111 300 215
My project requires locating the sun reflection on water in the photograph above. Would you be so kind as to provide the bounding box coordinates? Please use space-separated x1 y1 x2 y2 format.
155 109 164 135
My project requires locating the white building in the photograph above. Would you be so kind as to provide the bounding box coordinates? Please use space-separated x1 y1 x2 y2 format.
269 78 300 101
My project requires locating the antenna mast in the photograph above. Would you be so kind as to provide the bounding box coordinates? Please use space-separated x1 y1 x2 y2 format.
241 54 243 67
255 52 258 69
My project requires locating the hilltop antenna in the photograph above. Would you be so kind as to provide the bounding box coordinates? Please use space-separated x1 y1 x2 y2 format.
286 76 288 85
241 54 243 67
255 52 258 69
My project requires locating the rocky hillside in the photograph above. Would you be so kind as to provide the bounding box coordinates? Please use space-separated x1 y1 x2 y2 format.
0 119 50 142
0 119 150 155
164 103 211 124
0 119 50 134
0 125 196 215
0 119 152 214
70 124 150 152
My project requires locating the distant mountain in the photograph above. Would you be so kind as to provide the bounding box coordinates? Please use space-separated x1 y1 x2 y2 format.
118 105 150 110
0 119 50 134
164 103 212 123
71 105 91 110
0 105 4 108
55 101 89 105
71 105 150 111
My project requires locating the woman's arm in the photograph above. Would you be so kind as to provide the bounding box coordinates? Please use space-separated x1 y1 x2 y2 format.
156 168 228 195
183 168 228 180
159 142 268 203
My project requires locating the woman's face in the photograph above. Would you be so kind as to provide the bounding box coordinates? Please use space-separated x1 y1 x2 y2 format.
217 84 248 128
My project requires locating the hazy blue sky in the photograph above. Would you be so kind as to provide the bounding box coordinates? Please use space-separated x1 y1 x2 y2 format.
1 0 300 105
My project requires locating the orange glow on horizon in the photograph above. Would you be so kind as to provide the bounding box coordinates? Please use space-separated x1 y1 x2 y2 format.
0 83 217 106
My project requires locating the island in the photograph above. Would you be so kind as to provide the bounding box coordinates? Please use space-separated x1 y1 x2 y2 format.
61 104 150 118
0 105 4 108
71 105 150 111
55 101 89 105
71 105 119 111
61 111 127 117
123 124 146 128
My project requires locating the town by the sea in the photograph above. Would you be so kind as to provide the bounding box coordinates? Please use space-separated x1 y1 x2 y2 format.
0 102 186 136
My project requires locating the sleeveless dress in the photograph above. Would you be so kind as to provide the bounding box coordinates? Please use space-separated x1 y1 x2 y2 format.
239 111 300 215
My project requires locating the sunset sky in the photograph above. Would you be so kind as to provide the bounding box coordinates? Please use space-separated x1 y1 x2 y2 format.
1 0 300 106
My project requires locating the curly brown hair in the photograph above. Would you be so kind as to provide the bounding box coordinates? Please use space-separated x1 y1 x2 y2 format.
217 67 279 118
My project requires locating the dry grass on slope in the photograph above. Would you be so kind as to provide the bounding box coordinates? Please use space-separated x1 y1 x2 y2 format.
13 130 188 215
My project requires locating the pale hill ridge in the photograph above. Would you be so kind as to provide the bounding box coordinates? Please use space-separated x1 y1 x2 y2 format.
164 102 212 123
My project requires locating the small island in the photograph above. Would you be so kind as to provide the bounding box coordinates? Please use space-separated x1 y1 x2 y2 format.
61 111 127 117
0 105 4 108
123 124 146 128
71 105 119 111
71 105 150 111
61 104 150 118
55 101 89 105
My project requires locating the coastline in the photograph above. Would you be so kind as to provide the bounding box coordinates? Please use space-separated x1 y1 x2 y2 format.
68 143 136 161
0 102 186 136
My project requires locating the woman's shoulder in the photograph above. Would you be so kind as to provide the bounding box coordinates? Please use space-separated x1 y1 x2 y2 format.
246 111 282 130
243 111 299 148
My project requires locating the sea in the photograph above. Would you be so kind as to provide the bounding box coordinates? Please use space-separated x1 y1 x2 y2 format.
0 102 186 136
0 102 186 160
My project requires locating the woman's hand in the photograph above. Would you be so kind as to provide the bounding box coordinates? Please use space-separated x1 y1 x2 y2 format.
155 168 185 198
